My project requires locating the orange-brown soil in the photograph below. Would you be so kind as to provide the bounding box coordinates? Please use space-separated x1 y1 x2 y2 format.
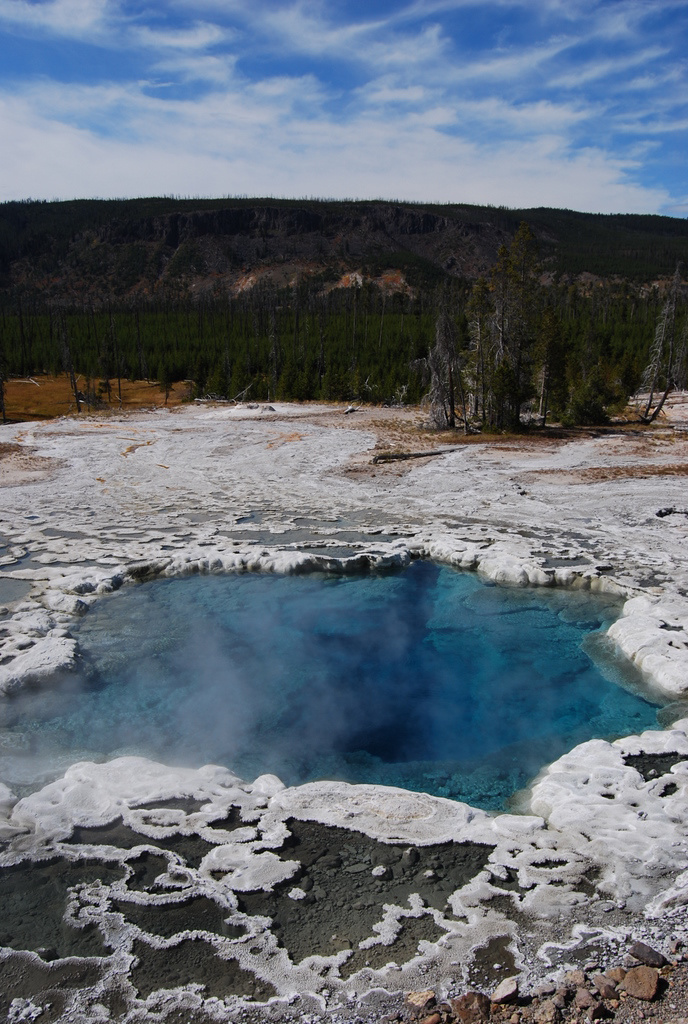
2 374 187 423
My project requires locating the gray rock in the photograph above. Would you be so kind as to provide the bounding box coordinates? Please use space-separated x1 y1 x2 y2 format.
491 977 520 1005
628 941 668 967
533 998 560 1023
591 974 617 1000
372 865 392 880
401 847 420 868
574 988 596 1009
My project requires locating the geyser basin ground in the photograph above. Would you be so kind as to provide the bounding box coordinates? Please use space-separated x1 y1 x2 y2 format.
0 562 659 806
1 401 688 1022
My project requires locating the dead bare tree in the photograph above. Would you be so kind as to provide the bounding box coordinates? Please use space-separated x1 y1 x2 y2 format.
428 305 469 432
638 265 687 424
57 309 82 414
0 326 7 424
110 312 123 409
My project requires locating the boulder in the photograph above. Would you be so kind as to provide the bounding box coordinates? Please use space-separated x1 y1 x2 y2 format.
533 984 556 998
532 998 560 1023
401 846 420 868
450 991 491 1023
405 991 436 1013
619 966 659 1001
491 977 520 1004
628 941 668 967
591 974 617 1000
574 988 597 1009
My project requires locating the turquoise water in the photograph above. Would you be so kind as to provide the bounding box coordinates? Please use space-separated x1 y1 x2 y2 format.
0 562 660 808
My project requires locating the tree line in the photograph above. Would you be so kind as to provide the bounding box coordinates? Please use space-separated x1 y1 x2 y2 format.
425 224 686 431
0 224 686 427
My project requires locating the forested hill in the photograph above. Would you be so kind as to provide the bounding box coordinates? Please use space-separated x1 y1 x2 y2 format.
1 197 688 302
1 198 686 427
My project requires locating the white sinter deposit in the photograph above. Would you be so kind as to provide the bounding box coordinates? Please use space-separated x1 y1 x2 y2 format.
1 398 688 1021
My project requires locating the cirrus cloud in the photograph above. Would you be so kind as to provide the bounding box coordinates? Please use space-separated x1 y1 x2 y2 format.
0 0 685 213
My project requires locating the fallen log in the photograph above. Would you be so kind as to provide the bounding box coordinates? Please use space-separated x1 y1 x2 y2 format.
372 447 461 464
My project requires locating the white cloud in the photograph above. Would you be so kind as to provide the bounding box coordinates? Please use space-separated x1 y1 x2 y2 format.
132 21 228 51
550 46 669 88
448 96 594 133
151 53 237 85
664 196 688 215
0 80 672 214
241 1 385 59
617 116 688 135
0 0 112 38
0 0 684 213
356 79 433 108
443 37 573 84
254 4 450 71
616 67 684 92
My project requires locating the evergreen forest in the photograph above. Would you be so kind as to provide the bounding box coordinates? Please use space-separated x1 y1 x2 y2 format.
0 198 686 427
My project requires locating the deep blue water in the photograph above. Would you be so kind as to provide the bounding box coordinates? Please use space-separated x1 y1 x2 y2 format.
0 562 660 809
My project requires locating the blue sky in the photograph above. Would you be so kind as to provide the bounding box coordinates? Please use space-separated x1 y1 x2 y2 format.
0 0 686 214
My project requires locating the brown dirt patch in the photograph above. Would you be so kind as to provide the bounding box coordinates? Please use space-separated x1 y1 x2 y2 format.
0 442 59 485
524 463 688 484
0 442 23 459
331 413 576 480
3 374 186 422
266 431 305 448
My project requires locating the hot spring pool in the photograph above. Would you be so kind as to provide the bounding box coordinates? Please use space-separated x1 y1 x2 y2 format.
0 561 660 808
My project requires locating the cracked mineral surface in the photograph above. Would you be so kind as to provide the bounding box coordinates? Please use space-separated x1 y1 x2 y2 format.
1 398 688 1021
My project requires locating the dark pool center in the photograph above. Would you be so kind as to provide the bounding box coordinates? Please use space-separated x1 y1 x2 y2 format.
1 561 662 809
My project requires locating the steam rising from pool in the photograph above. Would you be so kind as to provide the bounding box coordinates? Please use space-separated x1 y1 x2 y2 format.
0 562 659 807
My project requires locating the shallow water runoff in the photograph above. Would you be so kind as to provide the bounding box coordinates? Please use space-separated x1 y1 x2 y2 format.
1 561 660 809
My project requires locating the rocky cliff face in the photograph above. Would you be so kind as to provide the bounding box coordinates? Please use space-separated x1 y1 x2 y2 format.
6 202 513 302
99 203 492 248
6 198 684 303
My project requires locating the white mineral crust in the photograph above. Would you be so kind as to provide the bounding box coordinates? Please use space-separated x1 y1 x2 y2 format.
1 398 688 1007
